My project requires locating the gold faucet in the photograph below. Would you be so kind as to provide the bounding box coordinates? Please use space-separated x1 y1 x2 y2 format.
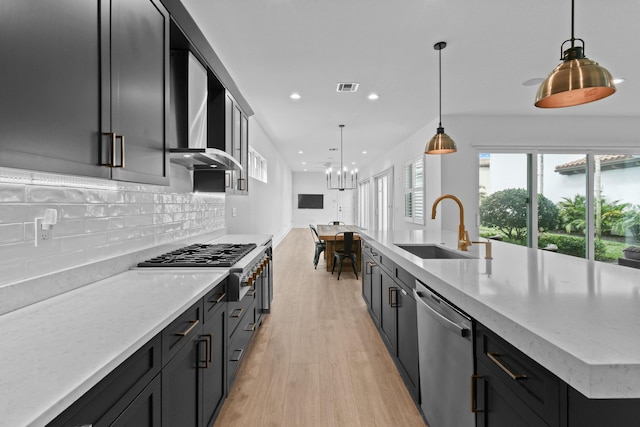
431 194 472 251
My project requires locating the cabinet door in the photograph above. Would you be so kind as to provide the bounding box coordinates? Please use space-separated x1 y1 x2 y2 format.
475 361 549 427
162 334 202 427
106 0 169 185
370 264 382 325
0 1 109 179
396 286 419 400
380 270 397 352
362 254 373 308
201 308 226 427
108 375 161 427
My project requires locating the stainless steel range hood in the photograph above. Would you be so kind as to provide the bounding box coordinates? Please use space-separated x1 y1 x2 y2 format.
169 51 242 171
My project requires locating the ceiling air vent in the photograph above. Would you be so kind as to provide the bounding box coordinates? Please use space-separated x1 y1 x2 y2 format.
336 82 359 92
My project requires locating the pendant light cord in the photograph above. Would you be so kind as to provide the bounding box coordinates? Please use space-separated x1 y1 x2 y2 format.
438 46 442 128
570 0 575 47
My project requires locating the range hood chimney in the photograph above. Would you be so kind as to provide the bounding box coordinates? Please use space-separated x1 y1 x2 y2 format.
169 51 242 171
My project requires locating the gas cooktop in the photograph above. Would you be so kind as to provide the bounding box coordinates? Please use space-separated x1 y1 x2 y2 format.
137 243 257 268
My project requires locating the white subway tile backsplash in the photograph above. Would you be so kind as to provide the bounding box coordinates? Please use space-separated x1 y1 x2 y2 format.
0 168 225 290
0 183 26 202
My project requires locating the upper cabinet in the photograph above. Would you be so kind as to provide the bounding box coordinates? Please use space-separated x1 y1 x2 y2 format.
0 0 170 186
102 0 170 185
207 90 249 194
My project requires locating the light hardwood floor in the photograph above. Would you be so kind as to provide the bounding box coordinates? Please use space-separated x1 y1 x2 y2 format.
213 228 427 427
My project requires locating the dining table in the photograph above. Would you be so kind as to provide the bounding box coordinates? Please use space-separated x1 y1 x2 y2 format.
316 224 362 273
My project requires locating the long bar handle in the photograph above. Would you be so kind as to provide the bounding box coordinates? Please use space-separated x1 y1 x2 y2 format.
115 134 125 168
209 292 226 304
247 289 256 297
175 319 199 337
101 132 125 168
197 335 211 369
471 375 483 413
244 322 256 332
388 287 399 307
230 308 244 318
230 348 244 362
486 352 527 380
414 290 470 337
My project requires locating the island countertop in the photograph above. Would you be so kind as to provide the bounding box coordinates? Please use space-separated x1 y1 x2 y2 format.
359 229 640 399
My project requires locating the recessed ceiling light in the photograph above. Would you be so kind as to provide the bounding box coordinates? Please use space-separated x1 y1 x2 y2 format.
304 169 307 172
302 161 306 165
351 161 356 165
613 78 625 85
298 150 303 154
368 93 379 100
362 151 367 154
290 92 301 100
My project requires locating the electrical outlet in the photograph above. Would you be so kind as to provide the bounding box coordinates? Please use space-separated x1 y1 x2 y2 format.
39 227 52 242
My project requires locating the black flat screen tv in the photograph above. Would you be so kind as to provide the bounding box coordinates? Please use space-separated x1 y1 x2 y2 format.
298 194 324 209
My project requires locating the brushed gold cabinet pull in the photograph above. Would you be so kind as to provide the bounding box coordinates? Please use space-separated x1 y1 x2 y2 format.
486 352 527 380
244 322 256 332
388 287 399 307
198 335 211 369
471 374 483 413
247 289 256 297
230 308 244 318
366 261 376 274
175 319 199 337
230 348 243 362
209 292 226 304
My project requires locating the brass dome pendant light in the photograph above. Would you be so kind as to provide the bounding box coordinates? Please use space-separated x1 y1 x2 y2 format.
426 41 456 155
535 0 616 108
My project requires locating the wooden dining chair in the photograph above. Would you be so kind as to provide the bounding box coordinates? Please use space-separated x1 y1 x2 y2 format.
331 231 358 280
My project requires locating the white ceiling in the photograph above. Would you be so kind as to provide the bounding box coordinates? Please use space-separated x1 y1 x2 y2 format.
182 0 639 173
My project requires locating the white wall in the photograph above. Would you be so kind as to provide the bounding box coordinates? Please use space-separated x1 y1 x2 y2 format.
225 118 292 245
291 172 357 227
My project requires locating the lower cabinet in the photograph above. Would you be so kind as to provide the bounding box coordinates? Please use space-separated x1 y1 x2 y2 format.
361 240 420 404
47 279 229 427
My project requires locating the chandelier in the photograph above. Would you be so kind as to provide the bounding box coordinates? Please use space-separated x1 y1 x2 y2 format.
326 124 358 191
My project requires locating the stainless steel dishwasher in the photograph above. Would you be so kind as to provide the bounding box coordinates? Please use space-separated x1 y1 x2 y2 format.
414 280 474 427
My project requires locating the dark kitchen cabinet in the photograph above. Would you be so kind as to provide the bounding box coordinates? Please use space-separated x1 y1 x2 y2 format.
207 89 249 194
0 0 109 179
202 289 227 426
361 241 420 403
475 323 563 427
47 335 162 427
0 0 169 185
162 332 202 427
396 283 420 401
102 0 170 185
380 269 398 352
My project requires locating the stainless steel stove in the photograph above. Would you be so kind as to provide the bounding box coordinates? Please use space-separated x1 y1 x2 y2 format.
137 243 257 268
137 241 272 308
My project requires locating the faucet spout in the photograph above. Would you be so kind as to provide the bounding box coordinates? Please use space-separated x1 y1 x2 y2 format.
431 194 471 251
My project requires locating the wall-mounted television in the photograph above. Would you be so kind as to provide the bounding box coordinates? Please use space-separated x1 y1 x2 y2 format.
298 194 324 209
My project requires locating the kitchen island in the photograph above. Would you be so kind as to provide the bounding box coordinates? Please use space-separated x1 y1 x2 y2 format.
360 228 640 400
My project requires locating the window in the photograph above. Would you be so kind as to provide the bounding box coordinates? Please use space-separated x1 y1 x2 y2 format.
358 179 370 230
404 156 424 225
479 151 640 264
248 146 267 183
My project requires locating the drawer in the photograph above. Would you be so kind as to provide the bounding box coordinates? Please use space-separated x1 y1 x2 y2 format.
394 264 414 292
227 300 257 386
204 279 227 322
162 299 203 364
475 323 562 426
227 286 255 339
378 252 394 274
48 334 161 427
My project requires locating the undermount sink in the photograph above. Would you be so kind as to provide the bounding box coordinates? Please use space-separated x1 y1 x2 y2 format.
395 244 474 259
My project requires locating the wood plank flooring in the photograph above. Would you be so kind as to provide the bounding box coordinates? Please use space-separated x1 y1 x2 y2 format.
213 228 427 427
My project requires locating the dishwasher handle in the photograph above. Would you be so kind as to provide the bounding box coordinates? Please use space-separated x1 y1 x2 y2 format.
414 289 471 337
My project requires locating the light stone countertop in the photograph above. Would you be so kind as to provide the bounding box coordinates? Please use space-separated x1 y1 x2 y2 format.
0 269 227 427
360 229 640 399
